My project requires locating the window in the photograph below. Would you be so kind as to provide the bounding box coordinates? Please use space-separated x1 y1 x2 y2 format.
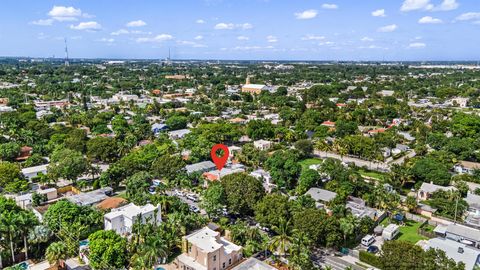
229 259 231 265
223 262 225 269
213 255 217 261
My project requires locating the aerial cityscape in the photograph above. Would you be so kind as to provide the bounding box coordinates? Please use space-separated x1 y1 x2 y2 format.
1 1 480 270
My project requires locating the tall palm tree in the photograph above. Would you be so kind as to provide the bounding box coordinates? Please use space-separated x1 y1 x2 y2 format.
339 216 356 247
46 242 67 269
269 218 293 258
17 211 38 260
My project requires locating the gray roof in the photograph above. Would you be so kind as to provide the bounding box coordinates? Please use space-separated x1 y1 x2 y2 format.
466 193 480 210
447 223 480 241
231 258 276 270
185 161 216 174
424 238 480 270
67 187 113 206
305 188 337 203
419 182 456 194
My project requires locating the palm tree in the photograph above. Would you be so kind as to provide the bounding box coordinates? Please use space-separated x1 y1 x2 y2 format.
269 218 293 258
17 211 38 260
1 212 18 264
339 216 356 247
46 242 67 269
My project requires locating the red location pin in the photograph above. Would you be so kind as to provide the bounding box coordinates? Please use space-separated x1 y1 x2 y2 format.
211 144 229 171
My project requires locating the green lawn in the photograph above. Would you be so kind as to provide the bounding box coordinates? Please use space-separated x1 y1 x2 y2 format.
358 169 387 182
381 219 427 244
299 158 323 171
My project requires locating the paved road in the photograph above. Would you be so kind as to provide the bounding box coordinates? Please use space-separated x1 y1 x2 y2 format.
389 150 416 165
318 256 366 270
165 190 207 215
314 150 390 172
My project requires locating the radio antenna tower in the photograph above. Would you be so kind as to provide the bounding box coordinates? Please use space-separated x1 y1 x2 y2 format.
64 38 69 67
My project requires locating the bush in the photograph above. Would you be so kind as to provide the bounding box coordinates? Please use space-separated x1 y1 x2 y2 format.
359 250 382 268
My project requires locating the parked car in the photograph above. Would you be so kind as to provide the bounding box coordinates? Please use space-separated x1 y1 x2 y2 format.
361 234 375 247
174 190 185 197
189 205 200 213
367 245 379 254
186 194 199 202
148 186 156 195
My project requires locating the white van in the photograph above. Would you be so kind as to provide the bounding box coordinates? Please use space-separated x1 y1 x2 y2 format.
361 234 375 247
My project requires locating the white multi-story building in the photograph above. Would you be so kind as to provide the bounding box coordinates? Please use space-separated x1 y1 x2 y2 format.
104 203 161 235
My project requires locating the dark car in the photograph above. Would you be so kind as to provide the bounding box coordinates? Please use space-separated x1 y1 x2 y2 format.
367 245 379 254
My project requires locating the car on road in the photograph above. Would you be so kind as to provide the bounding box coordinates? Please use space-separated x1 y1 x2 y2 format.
367 245 379 254
148 186 156 194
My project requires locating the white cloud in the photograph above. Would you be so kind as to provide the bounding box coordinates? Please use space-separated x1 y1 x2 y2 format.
111 29 129 35
237 36 249 41
136 34 173 43
301 35 325 40
456 12 480 21
322 4 338 10
31 19 54 26
126 20 147 27
240 23 253 30
194 35 203 40
436 0 459 11
196 19 206 24
378 24 398 32
294 9 318 20
409 42 426 48
266 35 278 43
48 6 82 17
214 22 252 30
214 23 234 30
361 37 374 42
70 21 102 31
400 0 433 12
177 40 207 48
372 9 386 17
232 45 274 51
99 38 115 43
418 16 443 24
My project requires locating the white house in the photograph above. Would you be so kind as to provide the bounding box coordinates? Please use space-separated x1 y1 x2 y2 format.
253 139 273 151
104 203 161 236
21 164 48 180
455 161 480 175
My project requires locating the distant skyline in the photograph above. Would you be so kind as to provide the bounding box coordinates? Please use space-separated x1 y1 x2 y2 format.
1 0 479 61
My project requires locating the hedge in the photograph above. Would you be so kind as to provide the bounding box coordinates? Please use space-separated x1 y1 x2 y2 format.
359 250 382 269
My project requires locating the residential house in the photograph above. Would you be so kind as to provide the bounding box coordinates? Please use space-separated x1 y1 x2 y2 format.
445 223 480 248
67 187 113 206
305 188 337 209
422 238 480 270
346 196 384 221
22 164 48 180
203 164 245 183
104 203 161 236
174 226 242 270
186 161 217 175
168 129 191 140
454 161 480 175
250 169 276 193
253 140 272 151
230 258 276 270
151 123 168 135
417 182 457 201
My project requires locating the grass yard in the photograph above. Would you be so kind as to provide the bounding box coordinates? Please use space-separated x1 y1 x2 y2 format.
381 219 427 244
358 169 387 182
299 158 323 171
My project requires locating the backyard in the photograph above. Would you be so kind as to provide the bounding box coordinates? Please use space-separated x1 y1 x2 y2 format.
381 219 427 244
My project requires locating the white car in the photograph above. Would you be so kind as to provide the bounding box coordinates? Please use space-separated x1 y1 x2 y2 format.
174 190 185 197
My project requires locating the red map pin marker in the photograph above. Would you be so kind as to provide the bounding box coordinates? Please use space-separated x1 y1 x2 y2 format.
211 144 229 171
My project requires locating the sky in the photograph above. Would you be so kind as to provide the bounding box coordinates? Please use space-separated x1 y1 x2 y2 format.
0 0 479 61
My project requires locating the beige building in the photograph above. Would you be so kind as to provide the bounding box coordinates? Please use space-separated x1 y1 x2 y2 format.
174 227 242 270
241 76 268 94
